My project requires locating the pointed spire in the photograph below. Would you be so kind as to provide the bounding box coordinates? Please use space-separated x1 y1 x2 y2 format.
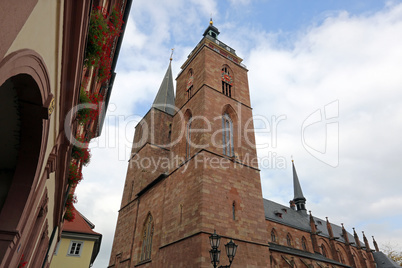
353 228 362 248
362 231 371 251
292 160 307 212
326 217 334 238
372 236 379 252
152 61 175 116
341 223 350 244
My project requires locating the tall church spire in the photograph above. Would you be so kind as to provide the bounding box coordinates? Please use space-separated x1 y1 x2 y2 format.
292 160 307 213
152 61 175 115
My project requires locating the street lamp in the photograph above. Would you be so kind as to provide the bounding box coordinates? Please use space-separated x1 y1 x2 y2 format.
209 230 238 268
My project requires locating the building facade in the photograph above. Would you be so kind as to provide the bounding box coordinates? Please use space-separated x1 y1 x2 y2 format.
108 21 396 268
0 1 131 267
50 208 101 268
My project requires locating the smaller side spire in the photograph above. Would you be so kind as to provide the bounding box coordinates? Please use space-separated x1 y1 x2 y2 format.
152 61 176 116
292 160 307 213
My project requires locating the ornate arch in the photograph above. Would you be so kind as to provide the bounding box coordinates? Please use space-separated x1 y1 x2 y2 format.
0 49 52 265
318 238 332 258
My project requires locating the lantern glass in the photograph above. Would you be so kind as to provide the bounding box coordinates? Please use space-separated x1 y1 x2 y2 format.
225 239 238 262
209 230 220 249
209 249 220 264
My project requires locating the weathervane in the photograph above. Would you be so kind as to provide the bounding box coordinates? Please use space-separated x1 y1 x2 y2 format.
170 48 174 61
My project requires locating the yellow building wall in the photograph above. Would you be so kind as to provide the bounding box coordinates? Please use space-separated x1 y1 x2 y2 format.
50 237 94 268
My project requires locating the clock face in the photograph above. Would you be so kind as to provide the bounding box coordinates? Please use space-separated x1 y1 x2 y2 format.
221 71 233 85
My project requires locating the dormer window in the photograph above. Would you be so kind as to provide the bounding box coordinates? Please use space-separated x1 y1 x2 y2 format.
274 211 283 218
281 208 287 213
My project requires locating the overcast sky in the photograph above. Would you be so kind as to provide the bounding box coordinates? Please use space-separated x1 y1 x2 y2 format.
75 1 402 267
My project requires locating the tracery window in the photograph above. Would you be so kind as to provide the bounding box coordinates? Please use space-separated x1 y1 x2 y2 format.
140 214 154 262
222 114 234 156
221 66 233 97
286 233 292 247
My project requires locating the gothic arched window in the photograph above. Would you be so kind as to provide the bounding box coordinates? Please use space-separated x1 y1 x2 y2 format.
140 214 154 262
302 236 308 251
286 233 292 247
271 229 276 243
222 114 234 156
221 66 233 97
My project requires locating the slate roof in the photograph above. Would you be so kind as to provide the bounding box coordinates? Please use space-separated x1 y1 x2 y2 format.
152 61 175 116
263 199 363 246
373 251 401 267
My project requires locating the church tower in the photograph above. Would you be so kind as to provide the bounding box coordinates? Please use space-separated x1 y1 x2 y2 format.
109 20 270 268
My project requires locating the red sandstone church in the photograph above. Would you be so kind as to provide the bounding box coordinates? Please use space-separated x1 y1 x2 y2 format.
108 21 398 268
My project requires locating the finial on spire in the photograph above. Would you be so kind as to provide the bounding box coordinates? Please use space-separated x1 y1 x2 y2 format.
210 15 213 25
170 48 174 62
291 155 293 162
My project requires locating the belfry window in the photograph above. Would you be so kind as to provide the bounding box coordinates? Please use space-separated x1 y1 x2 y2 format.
186 117 192 159
222 114 234 157
140 214 154 262
187 69 194 100
221 66 233 97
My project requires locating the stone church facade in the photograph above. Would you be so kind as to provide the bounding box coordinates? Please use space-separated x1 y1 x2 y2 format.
108 21 397 268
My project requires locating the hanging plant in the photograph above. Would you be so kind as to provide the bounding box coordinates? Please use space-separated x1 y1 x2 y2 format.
18 254 27 268
68 162 83 187
64 194 77 222
77 88 104 125
72 145 91 166
85 6 124 83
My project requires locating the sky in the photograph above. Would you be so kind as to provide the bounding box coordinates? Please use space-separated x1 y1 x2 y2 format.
76 1 402 267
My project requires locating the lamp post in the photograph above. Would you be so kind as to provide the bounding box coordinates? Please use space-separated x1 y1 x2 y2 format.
209 230 238 268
